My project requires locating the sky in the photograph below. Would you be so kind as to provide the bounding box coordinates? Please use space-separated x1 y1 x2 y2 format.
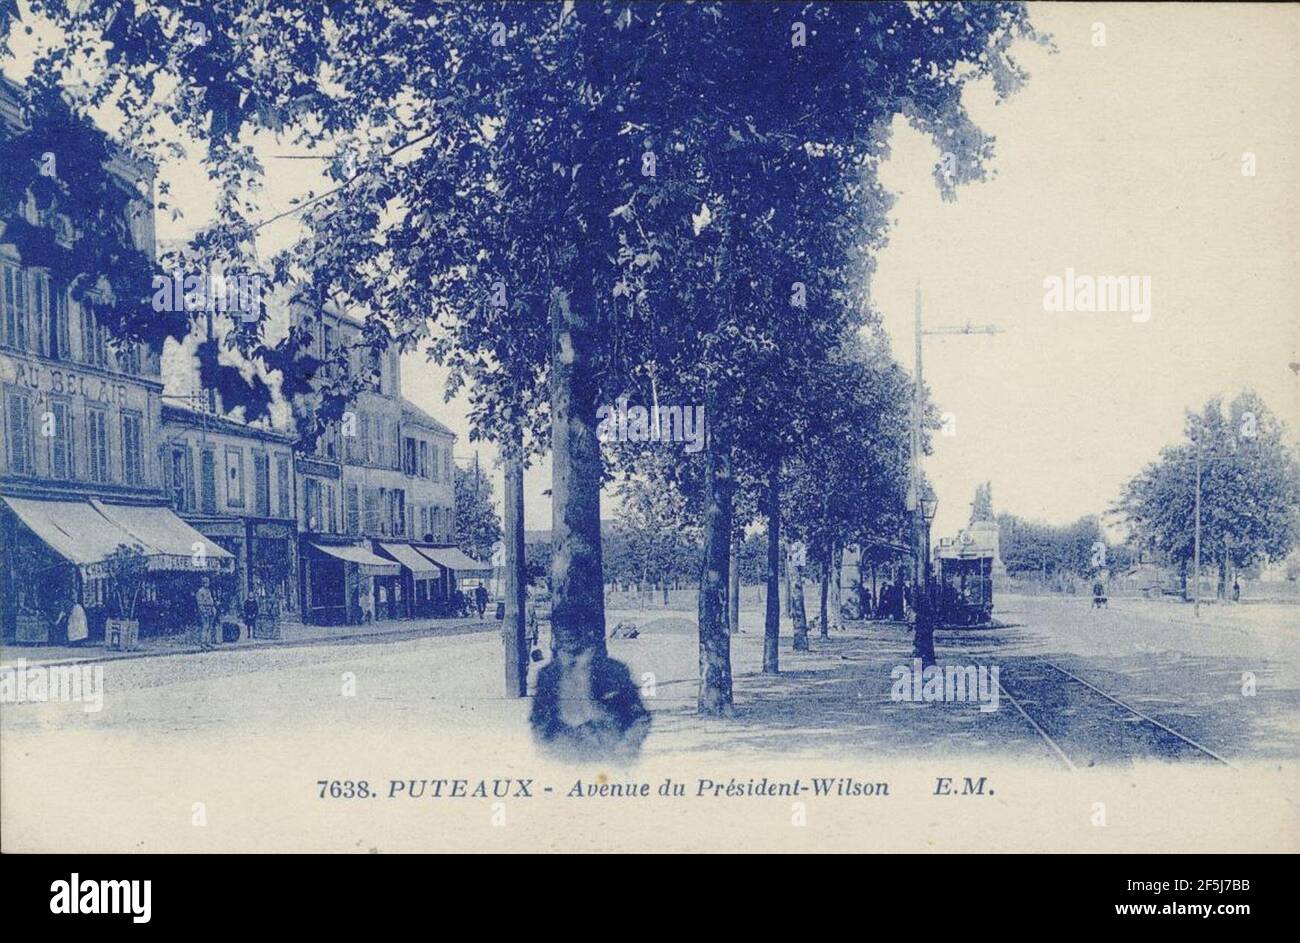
5 2 1297 539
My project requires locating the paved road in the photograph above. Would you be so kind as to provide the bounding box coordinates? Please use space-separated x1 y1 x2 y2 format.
2 592 1295 759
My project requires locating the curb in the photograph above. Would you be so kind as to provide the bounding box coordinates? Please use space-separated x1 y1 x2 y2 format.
2 619 496 670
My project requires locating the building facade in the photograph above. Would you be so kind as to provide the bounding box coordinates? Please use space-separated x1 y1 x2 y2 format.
292 305 466 624
159 401 299 624
0 78 234 644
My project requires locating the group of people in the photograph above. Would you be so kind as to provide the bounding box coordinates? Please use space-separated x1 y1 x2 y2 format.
195 577 267 649
855 578 911 622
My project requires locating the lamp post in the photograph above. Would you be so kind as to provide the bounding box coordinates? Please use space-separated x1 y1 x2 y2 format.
908 283 998 663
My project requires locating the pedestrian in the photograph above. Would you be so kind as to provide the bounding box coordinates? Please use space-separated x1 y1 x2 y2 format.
474 584 489 621
196 577 217 649
243 593 259 640
862 586 874 621
1232 578 1241 603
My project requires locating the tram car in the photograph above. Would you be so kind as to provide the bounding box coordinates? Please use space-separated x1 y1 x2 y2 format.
934 537 995 626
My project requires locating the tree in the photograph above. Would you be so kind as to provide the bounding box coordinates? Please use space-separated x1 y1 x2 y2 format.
1117 391 1300 594
970 483 994 524
12 1 1043 742
454 463 501 563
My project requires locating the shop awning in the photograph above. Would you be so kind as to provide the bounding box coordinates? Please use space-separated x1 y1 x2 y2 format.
1 496 234 576
90 500 235 572
310 542 400 577
379 542 440 578
3 496 139 577
416 546 492 577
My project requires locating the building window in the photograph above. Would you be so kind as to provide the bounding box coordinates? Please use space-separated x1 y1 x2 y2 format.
119 342 140 376
359 413 371 464
5 387 35 474
79 298 106 368
346 484 360 535
225 446 245 507
170 446 194 511
121 411 144 485
253 450 270 517
2 263 29 351
388 488 406 537
54 290 71 361
276 455 292 518
200 448 217 513
304 477 322 531
87 407 110 483
325 482 337 533
418 440 429 478
48 398 74 479
430 443 439 481
31 270 51 358
363 488 379 535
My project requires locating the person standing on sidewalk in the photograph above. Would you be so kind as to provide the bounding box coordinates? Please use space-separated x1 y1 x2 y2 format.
196 578 218 649
474 583 488 621
243 593 259 640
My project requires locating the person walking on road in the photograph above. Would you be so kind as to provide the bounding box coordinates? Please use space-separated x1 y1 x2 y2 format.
196 577 218 649
474 584 489 621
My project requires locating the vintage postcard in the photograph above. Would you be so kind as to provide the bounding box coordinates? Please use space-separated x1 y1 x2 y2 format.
0 1 1296 870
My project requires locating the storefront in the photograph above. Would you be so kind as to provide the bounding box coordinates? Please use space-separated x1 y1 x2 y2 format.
376 541 442 619
415 545 492 616
0 495 235 642
300 539 399 626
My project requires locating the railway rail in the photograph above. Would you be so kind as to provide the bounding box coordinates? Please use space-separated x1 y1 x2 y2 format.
997 657 1235 770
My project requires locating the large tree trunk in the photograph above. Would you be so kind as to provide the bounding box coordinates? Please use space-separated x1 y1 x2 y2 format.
501 444 528 698
697 439 735 715
791 564 809 650
530 287 648 760
818 551 830 638
783 553 793 618
763 465 781 674
728 533 741 635
831 544 842 630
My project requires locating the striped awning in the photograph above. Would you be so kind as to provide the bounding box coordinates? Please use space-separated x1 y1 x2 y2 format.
416 545 492 577
2 496 234 577
379 542 440 578
310 542 400 577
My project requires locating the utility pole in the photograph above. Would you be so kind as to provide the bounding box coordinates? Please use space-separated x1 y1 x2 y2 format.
1193 440 1202 619
910 285 928 660
910 283 1003 663
502 433 528 697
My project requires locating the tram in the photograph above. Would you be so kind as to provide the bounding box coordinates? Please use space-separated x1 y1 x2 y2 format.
933 535 995 626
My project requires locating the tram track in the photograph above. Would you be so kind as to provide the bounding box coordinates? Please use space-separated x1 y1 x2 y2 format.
997 657 1235 770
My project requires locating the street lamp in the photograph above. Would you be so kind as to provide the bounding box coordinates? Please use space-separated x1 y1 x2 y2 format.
920 487 938 608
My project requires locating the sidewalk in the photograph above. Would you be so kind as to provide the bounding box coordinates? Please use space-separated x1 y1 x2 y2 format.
0 614 496 668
